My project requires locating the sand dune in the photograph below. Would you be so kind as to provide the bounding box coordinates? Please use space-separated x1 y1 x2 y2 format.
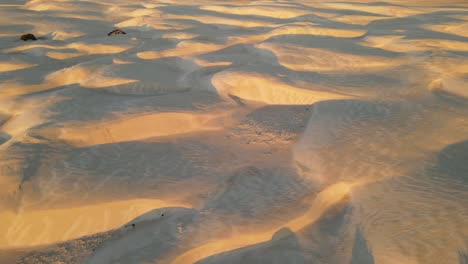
257 43 406 73
170 181 354 264
428 22 468 38
48 111 228 147
138 41 227 60
323 3 423 17
5 42 130 56
330 15 388 25
138 24 366 60
212 71 353 105
360 35 468 53
0 61 36 73
0 199 189 248
1 0 467 263
1 65 137 97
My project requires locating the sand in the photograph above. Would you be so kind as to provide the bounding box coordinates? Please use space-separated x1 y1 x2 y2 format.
1 0 468 263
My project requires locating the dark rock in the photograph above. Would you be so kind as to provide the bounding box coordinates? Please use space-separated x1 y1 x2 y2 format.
20 33 37 41
108 29 126 36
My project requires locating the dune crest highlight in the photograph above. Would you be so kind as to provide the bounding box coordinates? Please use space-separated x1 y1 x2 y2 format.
0 199 189 248
170 181 354 264
49 112 228 147
212 71 353 105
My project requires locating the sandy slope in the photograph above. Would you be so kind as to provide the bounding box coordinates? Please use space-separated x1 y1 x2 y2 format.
1 0 468 263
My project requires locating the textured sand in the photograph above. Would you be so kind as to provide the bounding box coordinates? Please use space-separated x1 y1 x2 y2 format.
0 0 467 263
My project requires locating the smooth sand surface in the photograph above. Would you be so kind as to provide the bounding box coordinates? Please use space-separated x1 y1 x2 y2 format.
1 0 467 263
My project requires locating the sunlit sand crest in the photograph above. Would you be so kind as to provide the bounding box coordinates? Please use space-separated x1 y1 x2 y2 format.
257 43 406 73
0 62 36 73
200 5 312 19
0 199 189 248
49 112 226 147
212 71 353 105
170 181 356 264
1 65 137 97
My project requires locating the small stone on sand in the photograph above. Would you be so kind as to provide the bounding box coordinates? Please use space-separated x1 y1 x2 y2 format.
108 29 126 36
20 33 37 41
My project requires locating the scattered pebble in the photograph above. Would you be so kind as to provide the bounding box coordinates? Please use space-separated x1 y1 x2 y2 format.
108 29 126 36
20 33 37 41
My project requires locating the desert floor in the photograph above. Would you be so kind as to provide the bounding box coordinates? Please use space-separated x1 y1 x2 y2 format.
0 0 467 263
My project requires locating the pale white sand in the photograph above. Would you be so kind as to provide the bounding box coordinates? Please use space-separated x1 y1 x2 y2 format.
1 0 468 263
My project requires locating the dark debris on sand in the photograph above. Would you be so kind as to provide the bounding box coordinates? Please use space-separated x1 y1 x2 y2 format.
20 33 37 41
108 29 126 36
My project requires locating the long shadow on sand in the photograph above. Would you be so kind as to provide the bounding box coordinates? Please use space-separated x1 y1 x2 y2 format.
197 228 307 264
196 202 375 264
350 227 374 264
45 88 221 122
429 139 468 187
460 251 468 264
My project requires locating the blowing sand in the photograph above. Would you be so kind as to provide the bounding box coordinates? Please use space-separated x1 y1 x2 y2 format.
1 0 468 263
